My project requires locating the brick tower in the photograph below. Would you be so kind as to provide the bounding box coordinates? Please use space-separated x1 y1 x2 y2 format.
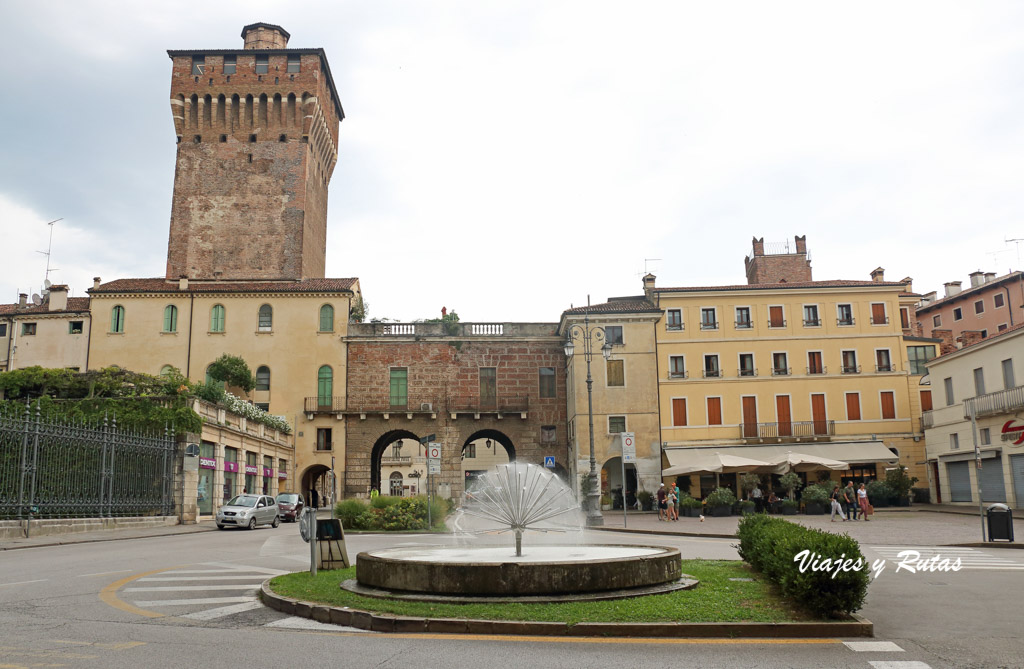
165 23 344 281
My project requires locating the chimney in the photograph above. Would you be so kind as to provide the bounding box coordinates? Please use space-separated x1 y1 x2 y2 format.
18 293 27 308
932 329 956 355
944 281 962 298
179 276 189 291
241 23 290 49
959 330 985 348
794 235 807 254
920 291 936 305
93 277 101 290
969 271 985 288
902 277 913 293
870 267 885 283
48 284 68 311
984 272 996 283
751 237 765 257
642 273 656 300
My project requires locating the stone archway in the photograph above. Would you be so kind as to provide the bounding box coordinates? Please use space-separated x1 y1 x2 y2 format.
602 457 638 510
369 429 424 494
301 464 332 508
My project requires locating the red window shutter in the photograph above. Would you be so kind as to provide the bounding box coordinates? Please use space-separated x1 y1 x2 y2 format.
872 303 887 325
706 397 722 425
920 390 933 412
672 398 687 426
846 393 861 421
769 306 784 327
881 391 896 419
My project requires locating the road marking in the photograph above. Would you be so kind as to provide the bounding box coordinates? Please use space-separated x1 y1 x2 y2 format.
100 567 184 618
133 596 256 607
125 585 259 592
265 616 368 631
200 562 286 575
0 579 46 587
78 570 131 578
257 630 843 645
182 600 265 620
868 662 932 669
53 640 147 650
845 641 905 652
137 575 270 581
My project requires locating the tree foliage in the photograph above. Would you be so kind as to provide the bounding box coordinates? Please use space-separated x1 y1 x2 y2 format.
207 354 255 393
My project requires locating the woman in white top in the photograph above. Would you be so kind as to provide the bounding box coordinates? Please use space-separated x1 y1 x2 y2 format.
857 483 870 521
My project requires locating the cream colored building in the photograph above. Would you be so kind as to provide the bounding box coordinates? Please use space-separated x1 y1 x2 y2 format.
922 324 1024 507
558 299 663 502
0 286 90 372
86 276 361 502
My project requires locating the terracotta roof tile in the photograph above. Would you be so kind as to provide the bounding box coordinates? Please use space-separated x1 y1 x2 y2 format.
90 278 357 294
562 298 660 316
653 279 908 293
915 271 1023 313
0 297 91 315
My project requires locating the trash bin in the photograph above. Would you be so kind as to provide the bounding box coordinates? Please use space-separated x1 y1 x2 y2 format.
986 503 1014 542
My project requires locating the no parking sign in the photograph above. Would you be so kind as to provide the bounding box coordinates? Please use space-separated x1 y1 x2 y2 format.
620 433 636 462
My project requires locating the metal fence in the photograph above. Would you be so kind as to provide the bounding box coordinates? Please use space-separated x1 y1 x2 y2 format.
0 402 176 520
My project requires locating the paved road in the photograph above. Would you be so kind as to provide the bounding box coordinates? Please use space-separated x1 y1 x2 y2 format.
1 522 1022 668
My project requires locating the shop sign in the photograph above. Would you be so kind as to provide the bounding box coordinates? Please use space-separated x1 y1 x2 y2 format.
1002 420 1024 445
263 467 273 477
224 462 239 473
199 457 216 469
278 470 288 479
244 464 259 475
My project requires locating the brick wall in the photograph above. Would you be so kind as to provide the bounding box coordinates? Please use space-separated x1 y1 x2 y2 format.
344 339 568 498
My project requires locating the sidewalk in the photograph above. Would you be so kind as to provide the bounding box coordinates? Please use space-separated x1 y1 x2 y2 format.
0 520 217 552
594 504 1021 547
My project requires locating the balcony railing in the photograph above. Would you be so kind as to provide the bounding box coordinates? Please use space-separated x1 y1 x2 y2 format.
922 410 934 430
348 396 440 414
700 321 719 330
841 365 862 375
740 420 835 440
448 395 529 413
734 320 753 329
703 369 721 378
381 455 412 466
875 364 894 373
738 368 757 377
772 367 791 376
668 370 689 379
964 385 1024 419
837 317 855 326
803 318 821 327
666 323 684 331
305 396 345 413
807 365 827 375
768 320 787 328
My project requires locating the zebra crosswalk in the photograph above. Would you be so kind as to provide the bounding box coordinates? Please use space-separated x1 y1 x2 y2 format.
867 546 1024 571
122 563 285 620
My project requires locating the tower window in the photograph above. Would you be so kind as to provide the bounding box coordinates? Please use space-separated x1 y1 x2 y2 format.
249 134 257 143
223 55 236 75
193 135 201 143
287 55 301 73
279 134 287 142
219 135 227 143
191 55 205 76
255 55 268 74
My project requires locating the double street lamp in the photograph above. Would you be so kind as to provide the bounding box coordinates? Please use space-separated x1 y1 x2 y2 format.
564 308 613 527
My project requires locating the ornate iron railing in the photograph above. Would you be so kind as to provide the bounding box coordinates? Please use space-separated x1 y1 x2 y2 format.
740 420 835 440
0 402 175 520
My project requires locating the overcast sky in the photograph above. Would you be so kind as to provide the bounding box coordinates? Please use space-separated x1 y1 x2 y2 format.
2 1 1022 322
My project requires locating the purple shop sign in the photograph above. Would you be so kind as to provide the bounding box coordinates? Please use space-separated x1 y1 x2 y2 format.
263 467 273 478
244 464 259 475
224 462 239 473
199 457 216 470
278 470 288 479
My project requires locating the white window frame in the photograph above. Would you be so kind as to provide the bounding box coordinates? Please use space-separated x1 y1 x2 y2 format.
771 351 789 376
802 303 821 327
737 352 756 377
668 355 686 379
700 307 718 330
665 309 683 331
703 353 721 378
767 304 786 329
671 397 688 427
734 306 752 329
870 302 889 326
878 389 897 420
874 348 893 373
836 303 854 326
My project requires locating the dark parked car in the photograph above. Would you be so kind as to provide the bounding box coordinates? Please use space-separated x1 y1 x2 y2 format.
276 492 304 522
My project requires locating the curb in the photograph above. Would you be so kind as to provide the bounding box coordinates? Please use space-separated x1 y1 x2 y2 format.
591 526 738 540
260 581 873 638
0 524 217 551
949 542 1023 549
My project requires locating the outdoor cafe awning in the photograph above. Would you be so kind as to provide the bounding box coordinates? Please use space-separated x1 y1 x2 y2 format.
663 441 899 475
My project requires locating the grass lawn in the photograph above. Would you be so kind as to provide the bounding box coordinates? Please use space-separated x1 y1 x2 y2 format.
268 559 815 624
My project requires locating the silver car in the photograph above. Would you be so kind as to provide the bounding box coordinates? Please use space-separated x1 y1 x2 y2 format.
216 494 280 530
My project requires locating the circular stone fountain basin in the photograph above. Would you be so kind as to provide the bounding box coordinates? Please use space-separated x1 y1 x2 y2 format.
353 544 683 598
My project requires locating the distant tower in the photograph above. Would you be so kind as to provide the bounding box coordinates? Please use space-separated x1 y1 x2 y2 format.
744 235 812 284
165 23 345 281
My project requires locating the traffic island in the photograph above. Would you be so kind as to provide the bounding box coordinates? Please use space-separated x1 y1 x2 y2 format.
260 560 873 638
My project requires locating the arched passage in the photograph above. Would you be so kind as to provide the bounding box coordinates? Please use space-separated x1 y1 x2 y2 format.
370 429 423 494
461 429 515 488
602 456 638 510
301 464 332 509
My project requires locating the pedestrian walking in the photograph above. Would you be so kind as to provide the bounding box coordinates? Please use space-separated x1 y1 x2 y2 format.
656 483 668 521
858 483 870 521
830 485 846 521
844 481 858 520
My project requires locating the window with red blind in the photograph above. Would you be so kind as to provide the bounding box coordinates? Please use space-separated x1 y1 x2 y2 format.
706 397 722 425
769 306 785 328
900 308 910 328
871 303 887 325
920 390 933 411
881 391 896 419
672 398 687 426
846 393 861 421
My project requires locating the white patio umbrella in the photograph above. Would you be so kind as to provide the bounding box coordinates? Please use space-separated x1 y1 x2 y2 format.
769 451 849 474
663 452 773 490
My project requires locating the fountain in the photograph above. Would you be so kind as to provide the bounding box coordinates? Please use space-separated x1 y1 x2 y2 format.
346 464 691 602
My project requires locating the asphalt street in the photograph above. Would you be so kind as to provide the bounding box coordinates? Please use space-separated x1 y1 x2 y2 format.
1 522 1022 668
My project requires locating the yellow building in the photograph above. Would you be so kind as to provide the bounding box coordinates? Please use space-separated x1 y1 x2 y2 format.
647 239 926 499
1 286 91 372
559 299 663 505
86 276 361 502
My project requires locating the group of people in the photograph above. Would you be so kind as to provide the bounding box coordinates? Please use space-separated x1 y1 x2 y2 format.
830 481 870 522
656 482 681 521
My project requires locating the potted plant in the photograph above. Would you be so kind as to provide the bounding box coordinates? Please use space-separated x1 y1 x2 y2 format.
866 480 894 508
885 465 919 507
705 487 736 517
636 490 654 511
600 494 613 511
738 499 756 515
680 495 703 517
780 499 799 515
779 471 802 500
801 483 830 515
739 472 762 500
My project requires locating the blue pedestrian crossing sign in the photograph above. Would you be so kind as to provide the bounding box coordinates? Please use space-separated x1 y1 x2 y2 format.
544 456 556 469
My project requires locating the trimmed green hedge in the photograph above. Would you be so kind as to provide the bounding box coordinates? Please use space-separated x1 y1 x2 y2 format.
334 496 447 531
736 514 869 619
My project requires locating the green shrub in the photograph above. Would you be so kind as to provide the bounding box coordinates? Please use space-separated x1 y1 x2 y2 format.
737 515 869 618
884 465 918 502
866 480 894 505
370 494 402 510
680 496 703 509
705 487 736 508
801 483 831 506
335 499 368 528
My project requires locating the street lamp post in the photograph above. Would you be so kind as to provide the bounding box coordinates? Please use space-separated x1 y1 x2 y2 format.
564 304 613 527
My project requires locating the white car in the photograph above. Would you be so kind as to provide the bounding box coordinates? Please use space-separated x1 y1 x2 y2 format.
216 494 280 530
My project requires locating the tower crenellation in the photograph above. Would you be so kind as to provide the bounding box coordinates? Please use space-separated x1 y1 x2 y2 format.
165 24 345 282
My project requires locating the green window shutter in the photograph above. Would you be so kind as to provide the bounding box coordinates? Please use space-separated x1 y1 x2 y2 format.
164 305 177 332
390 368 408 407
319 305 334 331
317 366 333 405
211 305 225 332
111 306 125 333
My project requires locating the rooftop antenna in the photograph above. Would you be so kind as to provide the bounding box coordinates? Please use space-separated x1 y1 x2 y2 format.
1006 237 1023 268
637 258 662 278
36 218 63 289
